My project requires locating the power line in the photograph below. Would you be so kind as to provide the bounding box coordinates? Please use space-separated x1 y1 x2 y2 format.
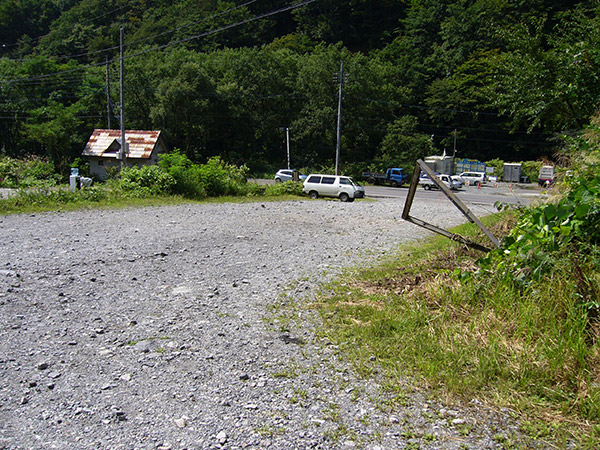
357 96 508 118
124 0 259 54
414 125 555 146
2 0 319 86
5 0 260 64
419 122 554 138
0 5 130 51
123 0 319 65
450 135 556 146
0 80 105 92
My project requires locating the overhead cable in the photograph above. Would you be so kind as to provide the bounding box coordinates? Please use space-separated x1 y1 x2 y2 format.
3 0 317 85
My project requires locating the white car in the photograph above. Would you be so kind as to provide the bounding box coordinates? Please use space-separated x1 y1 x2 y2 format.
302 174 365 202
453 171 486 186
420 173 462 190
274 169 307 182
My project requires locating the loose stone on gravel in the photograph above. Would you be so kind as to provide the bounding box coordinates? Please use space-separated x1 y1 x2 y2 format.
0 198 530 449
216 430 228 445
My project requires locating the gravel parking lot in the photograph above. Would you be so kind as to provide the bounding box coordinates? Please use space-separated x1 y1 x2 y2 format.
0 198 527 449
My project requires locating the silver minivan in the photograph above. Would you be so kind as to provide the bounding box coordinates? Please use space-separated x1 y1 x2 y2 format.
302 174 365 202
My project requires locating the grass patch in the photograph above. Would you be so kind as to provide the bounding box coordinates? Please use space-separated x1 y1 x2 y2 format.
0 185 306 215
312 211 600 448
0 187 195 214
272 362 300 379
200 193 304 205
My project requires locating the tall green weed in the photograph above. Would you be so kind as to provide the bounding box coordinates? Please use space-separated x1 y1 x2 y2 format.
158 151 250 198
119 165 176 197
263 180 303 196
464 122 600 423
0 156 61 188
477 173 600 283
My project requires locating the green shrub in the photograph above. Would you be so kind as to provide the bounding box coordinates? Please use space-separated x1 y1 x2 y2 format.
0 187 79 211
484 158 504 179
0 156 18 187
119 165 176 197
459 128 600 424
105 166 121 180
264 180 303 196
476 170 600 284
158 151 249 199
196 156 249 197
485 159 551 183
159 150 204 198
77 186 110 202
0 156 60 188
240 182 266 197
520 160 543 182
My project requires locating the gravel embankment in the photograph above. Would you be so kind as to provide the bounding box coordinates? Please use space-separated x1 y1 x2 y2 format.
1 198 526 449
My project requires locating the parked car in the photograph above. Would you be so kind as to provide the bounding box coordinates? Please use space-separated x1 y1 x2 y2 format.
419 173 462 190
302 174 365 202
453 171 486 186
274 169 307 182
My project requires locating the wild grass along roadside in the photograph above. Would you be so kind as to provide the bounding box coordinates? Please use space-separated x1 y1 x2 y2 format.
309 212 600 449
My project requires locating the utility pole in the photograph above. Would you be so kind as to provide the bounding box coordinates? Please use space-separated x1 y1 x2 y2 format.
279 127 291 169
119 27 126 169
285 127 290 170
334 61 345 176
105 56 111 129
453 129 457 157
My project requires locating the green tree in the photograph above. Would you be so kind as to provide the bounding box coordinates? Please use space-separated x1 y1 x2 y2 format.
293 0 406 51
379 0 453 103
1 0 597 174
36 0 123 63
377 115 434 169
22 101 84 174
484 6 600 133
201 47 300 168
0 0 70 58
1 56 104 163
293 44 408 170
150 50 213 160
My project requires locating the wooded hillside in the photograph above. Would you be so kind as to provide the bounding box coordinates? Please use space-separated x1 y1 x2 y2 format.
1 0 599 174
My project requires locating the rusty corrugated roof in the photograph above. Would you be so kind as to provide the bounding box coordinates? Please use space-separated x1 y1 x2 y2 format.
82 129 163 159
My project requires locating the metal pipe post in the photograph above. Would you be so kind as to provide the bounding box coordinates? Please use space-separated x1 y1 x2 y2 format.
286 127 290 170
335 61 344 176
119 27 126 169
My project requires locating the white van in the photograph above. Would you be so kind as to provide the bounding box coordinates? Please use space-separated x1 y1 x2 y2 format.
454 171 486 186
302 174 365 202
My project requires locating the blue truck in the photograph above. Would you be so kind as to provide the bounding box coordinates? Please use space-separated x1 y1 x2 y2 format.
362 168 410 187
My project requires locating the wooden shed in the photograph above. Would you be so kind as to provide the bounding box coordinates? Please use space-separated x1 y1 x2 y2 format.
82 129 168 180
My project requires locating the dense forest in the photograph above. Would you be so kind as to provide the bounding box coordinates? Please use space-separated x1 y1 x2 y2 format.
1 0 599 175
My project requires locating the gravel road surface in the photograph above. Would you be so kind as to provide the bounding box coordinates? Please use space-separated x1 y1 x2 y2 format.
1 198 528 449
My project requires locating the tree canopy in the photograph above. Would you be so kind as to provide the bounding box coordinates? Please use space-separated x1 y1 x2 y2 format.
1 0 599 174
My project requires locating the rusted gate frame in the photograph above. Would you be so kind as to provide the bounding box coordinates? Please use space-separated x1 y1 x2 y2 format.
402 159 500 252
